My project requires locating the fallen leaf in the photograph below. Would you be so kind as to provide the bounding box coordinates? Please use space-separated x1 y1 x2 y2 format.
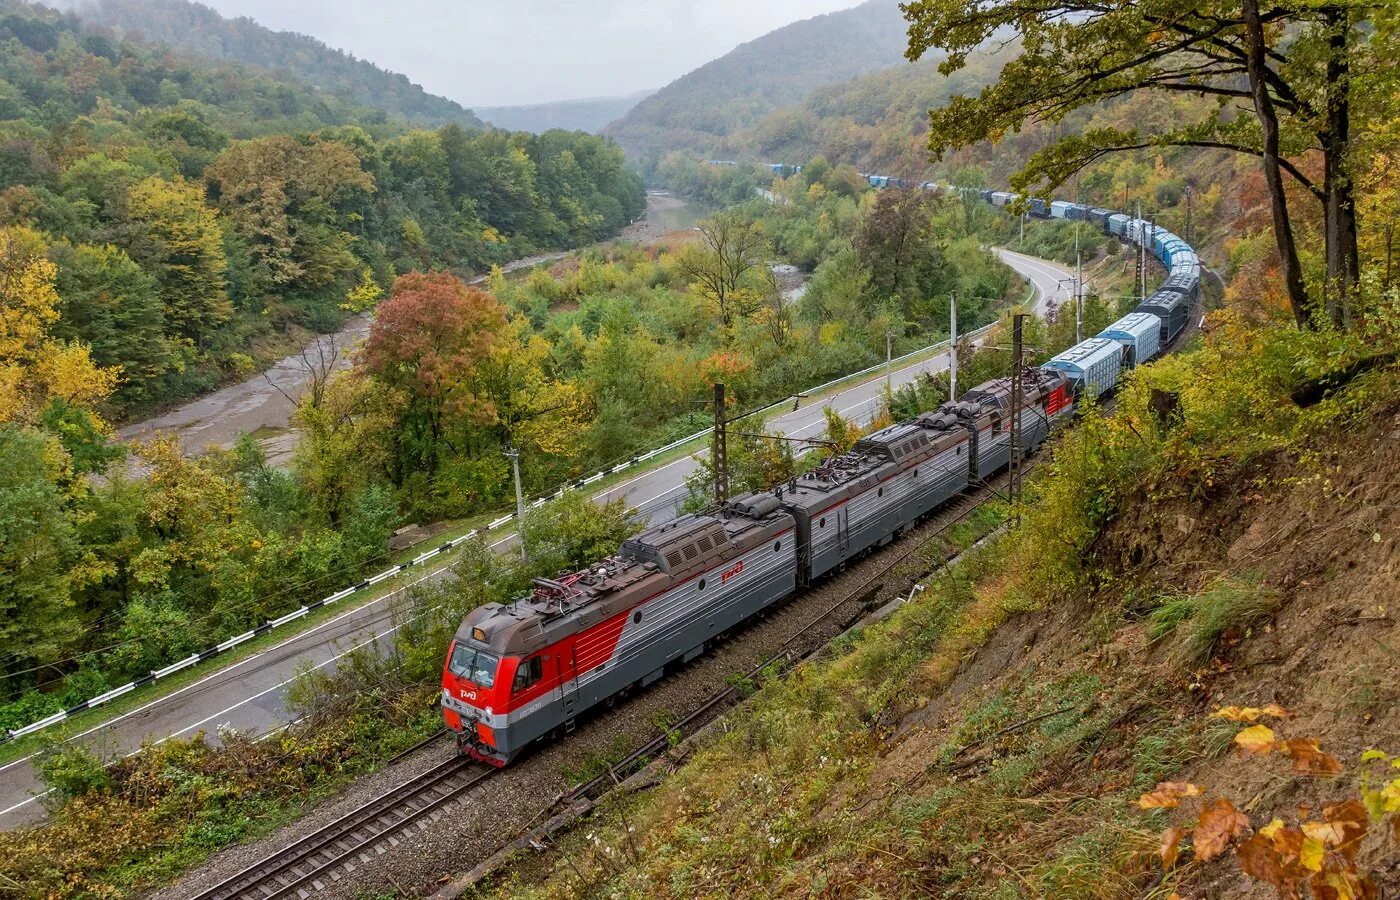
1299 834 1325 872
1213 704 1292 723
1138 781 1202 809
1160 826 1189 869
1282 738 1344 776
1322 800 1369 856
1194 797 1251 861
1258 817 1286 841
1310 868 1379 900
1237 832 1288 892
1235 724 1277 755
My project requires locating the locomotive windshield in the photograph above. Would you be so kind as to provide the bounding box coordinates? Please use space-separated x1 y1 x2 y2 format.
448 643 499 688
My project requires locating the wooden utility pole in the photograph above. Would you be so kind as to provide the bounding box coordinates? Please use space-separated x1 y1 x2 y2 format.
712 382 729 505
1009 314 1026 523
949 291 958 401
1184 185 1193 246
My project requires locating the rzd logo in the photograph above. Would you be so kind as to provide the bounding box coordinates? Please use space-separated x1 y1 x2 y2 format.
460 689 477 701
720 559 745 585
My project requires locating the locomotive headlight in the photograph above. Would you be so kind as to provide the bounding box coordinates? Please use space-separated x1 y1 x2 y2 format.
483 706 493 717
441 688 452 705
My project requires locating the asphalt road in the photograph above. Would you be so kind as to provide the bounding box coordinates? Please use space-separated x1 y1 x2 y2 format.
0 247 1074 828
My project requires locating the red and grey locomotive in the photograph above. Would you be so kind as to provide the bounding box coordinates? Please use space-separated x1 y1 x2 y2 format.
441 368 1072 766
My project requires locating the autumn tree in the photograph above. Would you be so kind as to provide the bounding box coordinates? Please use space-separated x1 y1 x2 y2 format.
676 210 772 330
122 175 230 346
204 135 373 314
0 227 119 424
361 272 508 483
903 0 1388 328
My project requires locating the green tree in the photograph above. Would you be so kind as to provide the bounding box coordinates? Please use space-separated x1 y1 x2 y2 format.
49 241 173 407
204 135 373 314
0 426 80 682
123 176 230 346
676 210 771 330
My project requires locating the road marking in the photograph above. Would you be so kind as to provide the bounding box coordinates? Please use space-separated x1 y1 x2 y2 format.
0 604 442 818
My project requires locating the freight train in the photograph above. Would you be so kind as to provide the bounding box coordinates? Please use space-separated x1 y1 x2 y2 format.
441 176 1202 766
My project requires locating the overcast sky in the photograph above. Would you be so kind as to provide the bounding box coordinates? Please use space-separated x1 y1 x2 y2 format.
174 0 865 108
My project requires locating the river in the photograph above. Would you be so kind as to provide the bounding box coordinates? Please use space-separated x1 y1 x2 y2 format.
116 192 705 467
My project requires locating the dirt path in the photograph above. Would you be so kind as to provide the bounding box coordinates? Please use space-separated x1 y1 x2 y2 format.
116 193 697 467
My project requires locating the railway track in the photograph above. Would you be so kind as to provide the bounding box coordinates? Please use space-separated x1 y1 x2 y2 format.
190 756 492 900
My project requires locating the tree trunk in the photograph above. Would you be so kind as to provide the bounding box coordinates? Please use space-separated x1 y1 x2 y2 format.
1322 4 1359 329
1242 0 1314 328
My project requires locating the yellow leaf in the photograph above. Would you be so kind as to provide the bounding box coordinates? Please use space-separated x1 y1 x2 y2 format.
1234 724 1276 755
1380 778 1400 813
1299 834 1325 872
1213 704 1290 723
1137 781 1202 809
1258 817 1285 840
1360 749 1389 764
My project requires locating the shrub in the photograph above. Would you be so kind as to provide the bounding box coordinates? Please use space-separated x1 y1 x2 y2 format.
1147 576 1281 667
34 741 113 802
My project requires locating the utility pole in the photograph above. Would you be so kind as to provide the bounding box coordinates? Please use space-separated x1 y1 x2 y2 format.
712 382 729 506
506 446 526 560
949 291 958 401
1075 250 1084 344
1184 185 1193 245
1019 211 1025 246
1009 313 1027 524
885 327 893 392
1135 201 1146 303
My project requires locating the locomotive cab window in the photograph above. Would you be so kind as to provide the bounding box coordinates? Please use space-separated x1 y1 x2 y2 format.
449 643 500 689
512 656 543 693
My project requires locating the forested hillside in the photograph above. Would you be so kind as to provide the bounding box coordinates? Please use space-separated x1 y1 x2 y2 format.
604 0 909 171
65 0 484 128
0 0 644 416
479 90 655 135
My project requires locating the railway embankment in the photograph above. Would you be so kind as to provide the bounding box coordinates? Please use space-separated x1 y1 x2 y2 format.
466 319 1400 899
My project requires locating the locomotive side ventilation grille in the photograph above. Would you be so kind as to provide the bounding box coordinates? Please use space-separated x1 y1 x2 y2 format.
683 544 699 561
664 550 684 569
697 534 714 553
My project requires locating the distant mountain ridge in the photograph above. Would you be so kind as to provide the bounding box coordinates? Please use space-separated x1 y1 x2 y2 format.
479 90 656 135
65 0 484 128
605 0 910 168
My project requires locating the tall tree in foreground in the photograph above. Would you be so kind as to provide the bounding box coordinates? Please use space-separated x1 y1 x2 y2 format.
902 0 1383 328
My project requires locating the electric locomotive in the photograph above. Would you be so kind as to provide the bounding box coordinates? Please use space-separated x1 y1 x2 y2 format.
442 368 1074 765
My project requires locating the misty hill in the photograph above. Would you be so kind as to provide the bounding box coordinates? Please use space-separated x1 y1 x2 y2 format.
479 90 655 135
66 0 484 128
717 48 1008 177
605 0 910 168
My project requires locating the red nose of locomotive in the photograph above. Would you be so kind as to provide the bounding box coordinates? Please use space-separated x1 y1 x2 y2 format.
441 632 511 764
